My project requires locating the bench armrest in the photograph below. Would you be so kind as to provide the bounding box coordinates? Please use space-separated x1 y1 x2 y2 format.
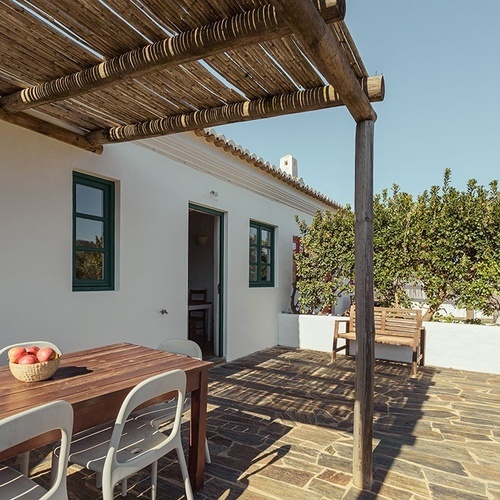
334 319 350 335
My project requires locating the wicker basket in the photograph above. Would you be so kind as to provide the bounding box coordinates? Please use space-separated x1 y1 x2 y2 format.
9 356 60 382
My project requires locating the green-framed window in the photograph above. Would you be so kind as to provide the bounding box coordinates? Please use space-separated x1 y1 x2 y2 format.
249 221 274 287
73 172 115 291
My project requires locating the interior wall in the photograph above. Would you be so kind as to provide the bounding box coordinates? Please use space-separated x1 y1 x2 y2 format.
188 211 215 306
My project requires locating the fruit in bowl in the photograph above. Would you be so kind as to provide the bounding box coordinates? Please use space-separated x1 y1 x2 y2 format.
8 344 61 382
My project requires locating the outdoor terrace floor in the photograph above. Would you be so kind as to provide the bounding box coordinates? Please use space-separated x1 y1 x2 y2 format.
23 346 500 499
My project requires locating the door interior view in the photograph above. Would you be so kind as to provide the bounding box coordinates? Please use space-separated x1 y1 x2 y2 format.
188 207 222 360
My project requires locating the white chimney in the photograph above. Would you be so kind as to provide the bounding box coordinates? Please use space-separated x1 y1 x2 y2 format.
280 154 298 177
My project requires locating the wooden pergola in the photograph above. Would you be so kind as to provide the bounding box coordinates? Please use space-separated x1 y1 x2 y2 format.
0 0 383 489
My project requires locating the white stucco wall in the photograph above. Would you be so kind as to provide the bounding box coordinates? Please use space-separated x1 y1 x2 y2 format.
0 121 331 361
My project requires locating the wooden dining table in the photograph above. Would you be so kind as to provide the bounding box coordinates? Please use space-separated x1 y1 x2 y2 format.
0 342 213 491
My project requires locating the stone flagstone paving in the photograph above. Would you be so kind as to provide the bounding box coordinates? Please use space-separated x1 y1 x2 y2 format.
19 347 500 499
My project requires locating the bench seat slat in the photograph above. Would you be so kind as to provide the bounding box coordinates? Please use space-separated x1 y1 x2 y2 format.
338 332 415 346
332 305 426 376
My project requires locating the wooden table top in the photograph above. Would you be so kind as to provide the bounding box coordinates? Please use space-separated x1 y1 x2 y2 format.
0 342 212 428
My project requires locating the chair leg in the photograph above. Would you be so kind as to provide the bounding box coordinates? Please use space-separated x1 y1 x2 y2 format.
205 437 211 464
50 450 58 486
176 445 194 500
121 478 127 497
20 451 30 476
151 461 158 500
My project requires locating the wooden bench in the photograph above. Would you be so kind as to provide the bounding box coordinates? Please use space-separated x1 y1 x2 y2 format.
332 306 426 376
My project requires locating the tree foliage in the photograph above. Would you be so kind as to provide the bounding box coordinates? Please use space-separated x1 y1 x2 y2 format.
293 169 500 320
415 170 500 320
294 209 355 314
373 186 418 308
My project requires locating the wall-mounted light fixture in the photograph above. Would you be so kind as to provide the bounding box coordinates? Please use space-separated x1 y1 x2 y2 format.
209 190 218 197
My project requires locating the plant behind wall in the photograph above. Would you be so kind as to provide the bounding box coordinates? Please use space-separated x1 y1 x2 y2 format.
293 209 355 314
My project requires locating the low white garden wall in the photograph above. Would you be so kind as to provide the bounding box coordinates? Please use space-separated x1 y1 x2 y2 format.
278 313 500 375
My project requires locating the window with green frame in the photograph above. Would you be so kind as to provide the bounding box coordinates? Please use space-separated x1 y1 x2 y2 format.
73 172 115 291
249 221 274 287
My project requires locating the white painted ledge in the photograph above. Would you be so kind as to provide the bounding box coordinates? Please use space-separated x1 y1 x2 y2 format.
278 313 500 375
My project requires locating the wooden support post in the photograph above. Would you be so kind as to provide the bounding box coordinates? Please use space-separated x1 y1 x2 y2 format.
353 119 375 489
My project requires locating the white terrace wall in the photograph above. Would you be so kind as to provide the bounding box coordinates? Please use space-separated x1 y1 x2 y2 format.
278 314 500 375
0 121 330 361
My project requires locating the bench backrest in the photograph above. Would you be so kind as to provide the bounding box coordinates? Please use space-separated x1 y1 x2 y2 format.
350 305 422 338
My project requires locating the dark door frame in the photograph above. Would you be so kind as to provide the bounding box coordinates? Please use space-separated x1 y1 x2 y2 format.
188 203 225 357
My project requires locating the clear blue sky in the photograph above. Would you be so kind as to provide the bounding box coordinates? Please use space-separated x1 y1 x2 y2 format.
217 1 500 207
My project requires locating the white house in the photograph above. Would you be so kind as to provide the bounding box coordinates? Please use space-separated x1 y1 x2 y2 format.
0 120 338 362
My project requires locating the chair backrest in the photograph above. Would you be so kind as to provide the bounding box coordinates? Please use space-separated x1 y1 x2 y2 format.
157 338 202 360
0 400 73 500
0 340 62 365
104 369 186 488
189 289 207 303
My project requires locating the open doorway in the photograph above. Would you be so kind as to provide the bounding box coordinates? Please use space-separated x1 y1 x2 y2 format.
188 205 224 360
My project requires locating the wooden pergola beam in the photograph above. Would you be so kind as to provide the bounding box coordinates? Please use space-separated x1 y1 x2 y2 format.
86 76 383 145
269 0 376 123
0 109 102 154
0 1 346 114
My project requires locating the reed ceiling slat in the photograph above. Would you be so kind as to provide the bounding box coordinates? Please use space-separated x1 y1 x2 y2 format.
261 37 326 89
19 0 148 56
0 0 378 149
204 53 272 100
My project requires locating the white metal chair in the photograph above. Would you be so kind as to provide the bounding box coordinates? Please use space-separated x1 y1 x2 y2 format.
0 400 73 500
0 340 63 476
54 369 193 500
132 339 211 463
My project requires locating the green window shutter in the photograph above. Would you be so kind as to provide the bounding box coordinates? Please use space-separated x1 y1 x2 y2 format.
249 221 275 287
73 172 115 291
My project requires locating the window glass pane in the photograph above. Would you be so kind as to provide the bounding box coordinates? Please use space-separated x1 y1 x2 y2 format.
249 226 258 244
76 184 103 217
76 218 103 248
261 265 271 282
261 229 271 247
249 265 257 282
75 251 104 280
249 247 257 264
260 247 270 264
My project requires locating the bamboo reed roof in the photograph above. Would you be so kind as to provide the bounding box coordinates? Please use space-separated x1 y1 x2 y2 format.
0 0 383 155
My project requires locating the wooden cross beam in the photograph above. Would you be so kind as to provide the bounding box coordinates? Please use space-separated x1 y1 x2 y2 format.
269 0 376 123
0 1 346 114
87 77 383 145
0 109 102 154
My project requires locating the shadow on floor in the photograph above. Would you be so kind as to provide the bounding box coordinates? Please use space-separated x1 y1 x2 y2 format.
11 347 500 499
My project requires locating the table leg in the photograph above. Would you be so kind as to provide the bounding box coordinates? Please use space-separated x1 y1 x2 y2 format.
189 370 208 491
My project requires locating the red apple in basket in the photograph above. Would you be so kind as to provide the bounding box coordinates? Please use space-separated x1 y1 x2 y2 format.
18 354 39 364
26 345 40 355
37 347 56 362
8 347 27 363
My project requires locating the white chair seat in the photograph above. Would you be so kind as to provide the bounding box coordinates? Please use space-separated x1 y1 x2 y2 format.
67 419 167 473
131 399 178 429
0 464 47 499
